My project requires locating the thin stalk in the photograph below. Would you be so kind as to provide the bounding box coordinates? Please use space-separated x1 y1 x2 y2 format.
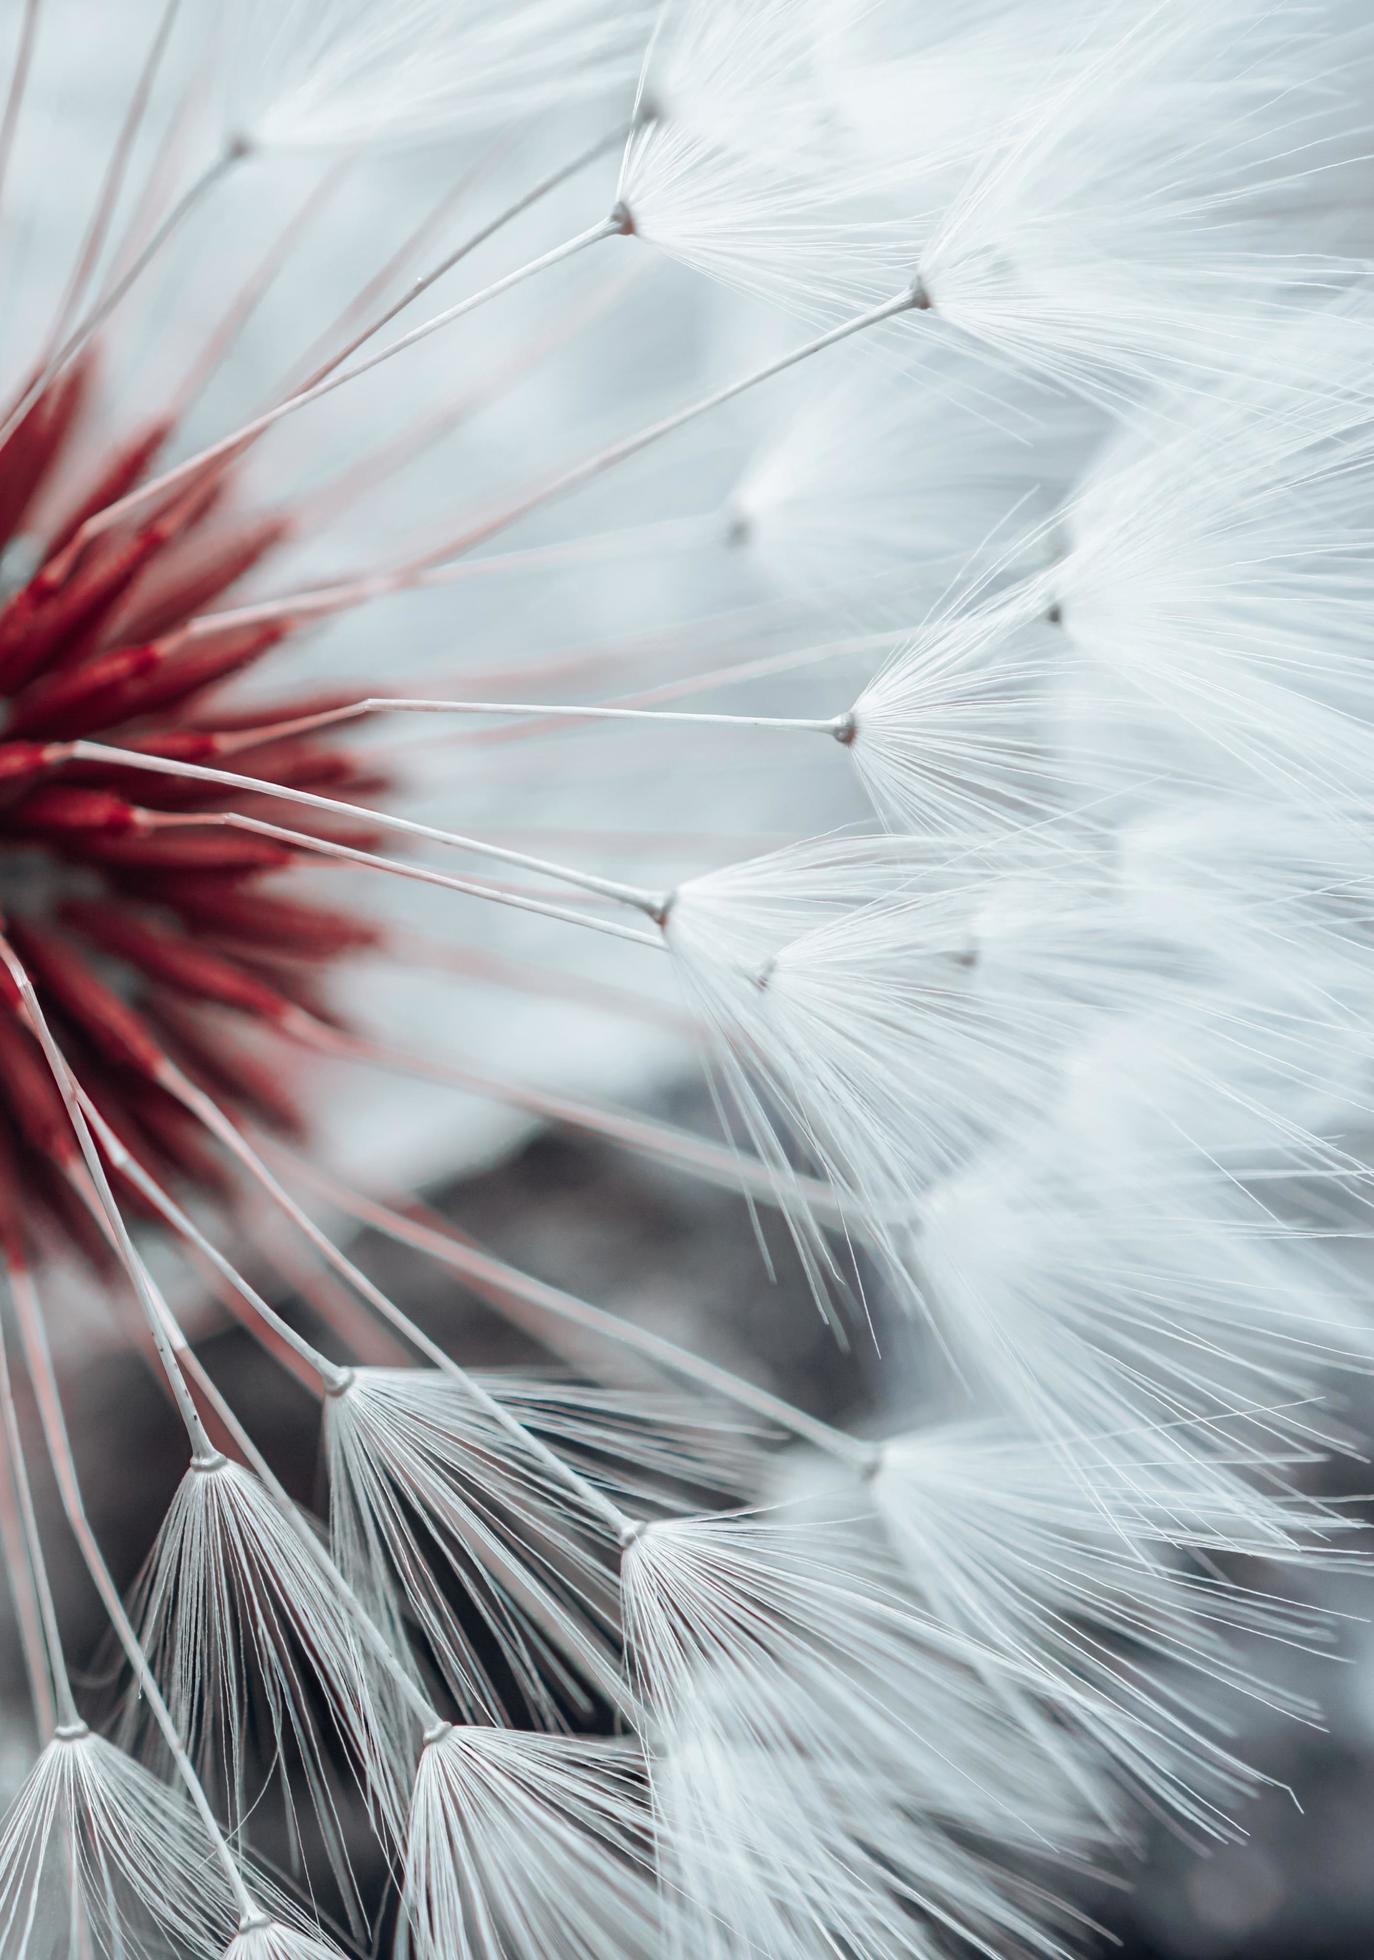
292 694 848 735
0 140 242 449
77 1091 347 1392
420 285 925 565
288 122 626 396
241 1202 412 1368
151 1077 649 1717
30 1170 273 1491
0 0 40 226
72 1096 448 1736
290 1019 851 1217
137 807 664 944
84 1111 632 1723
0 935 220 1463
40 0 182 363
279 144 501 396
270 1148 875 1472
7 1260 260 1924
185 512 719 638
175 620 896 756
156 1057 635 1544
51 1136 308 1465
0 1396 55 1733
68 738 669 920
0 1285 75 1730
78 211 623 546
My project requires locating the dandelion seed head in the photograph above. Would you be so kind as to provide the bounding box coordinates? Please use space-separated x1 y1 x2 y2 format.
2 0 1374 1951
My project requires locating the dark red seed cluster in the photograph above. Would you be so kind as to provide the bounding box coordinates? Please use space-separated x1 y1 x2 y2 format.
0 357 382 1270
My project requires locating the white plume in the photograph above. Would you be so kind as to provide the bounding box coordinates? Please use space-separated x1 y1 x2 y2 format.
0 1728 241 1959
402 1727 661 1959
225 0 648 152
122 1458 413 1925
324 1367 624 1724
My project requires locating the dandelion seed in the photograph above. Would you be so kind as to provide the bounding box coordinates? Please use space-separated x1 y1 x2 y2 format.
0 1727 245 1958
1046 319 1374 804
727 341 1098 600
621 1509 1103 1955
324 1367 627 1725
665 829 1171 1294
402 1726 661 1959
913 1095 1374 1474
124 1454 415 1923
865 1417 1351 1839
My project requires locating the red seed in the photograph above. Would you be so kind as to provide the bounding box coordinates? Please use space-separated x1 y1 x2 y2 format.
0 359 92 555
2 619 287 742
0 520 171 691
75 828 294 875
0 539 84 691
82 622 286 733
4 784 140 836
117 513 292 643
0 742 61 808
6 919 168 1078
144 883 377 957
60 899 297 1022
44 416 176 560
53 729 223 799
145 990 306 1136
0 1118 29 1267
34 521 179 677
3 638 165 740
0 1014 79 1168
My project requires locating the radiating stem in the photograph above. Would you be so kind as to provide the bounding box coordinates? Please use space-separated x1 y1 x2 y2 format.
0 136 239 448
6 1260 260 1922
0 1408 56 1734
289 121 626 396
0 1284 74 1730
178 620 898 757
78 211 624 545
40 0 182 362
270 1148 874 1470
157 1056 636 1543
78 1092 347 1391
186 512 719 637
0 0 41 228
139 807 662 942
423 286 925 565
0 935 220 1463
69 739 670 919
253 693 846 735
71 1096 447 1734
